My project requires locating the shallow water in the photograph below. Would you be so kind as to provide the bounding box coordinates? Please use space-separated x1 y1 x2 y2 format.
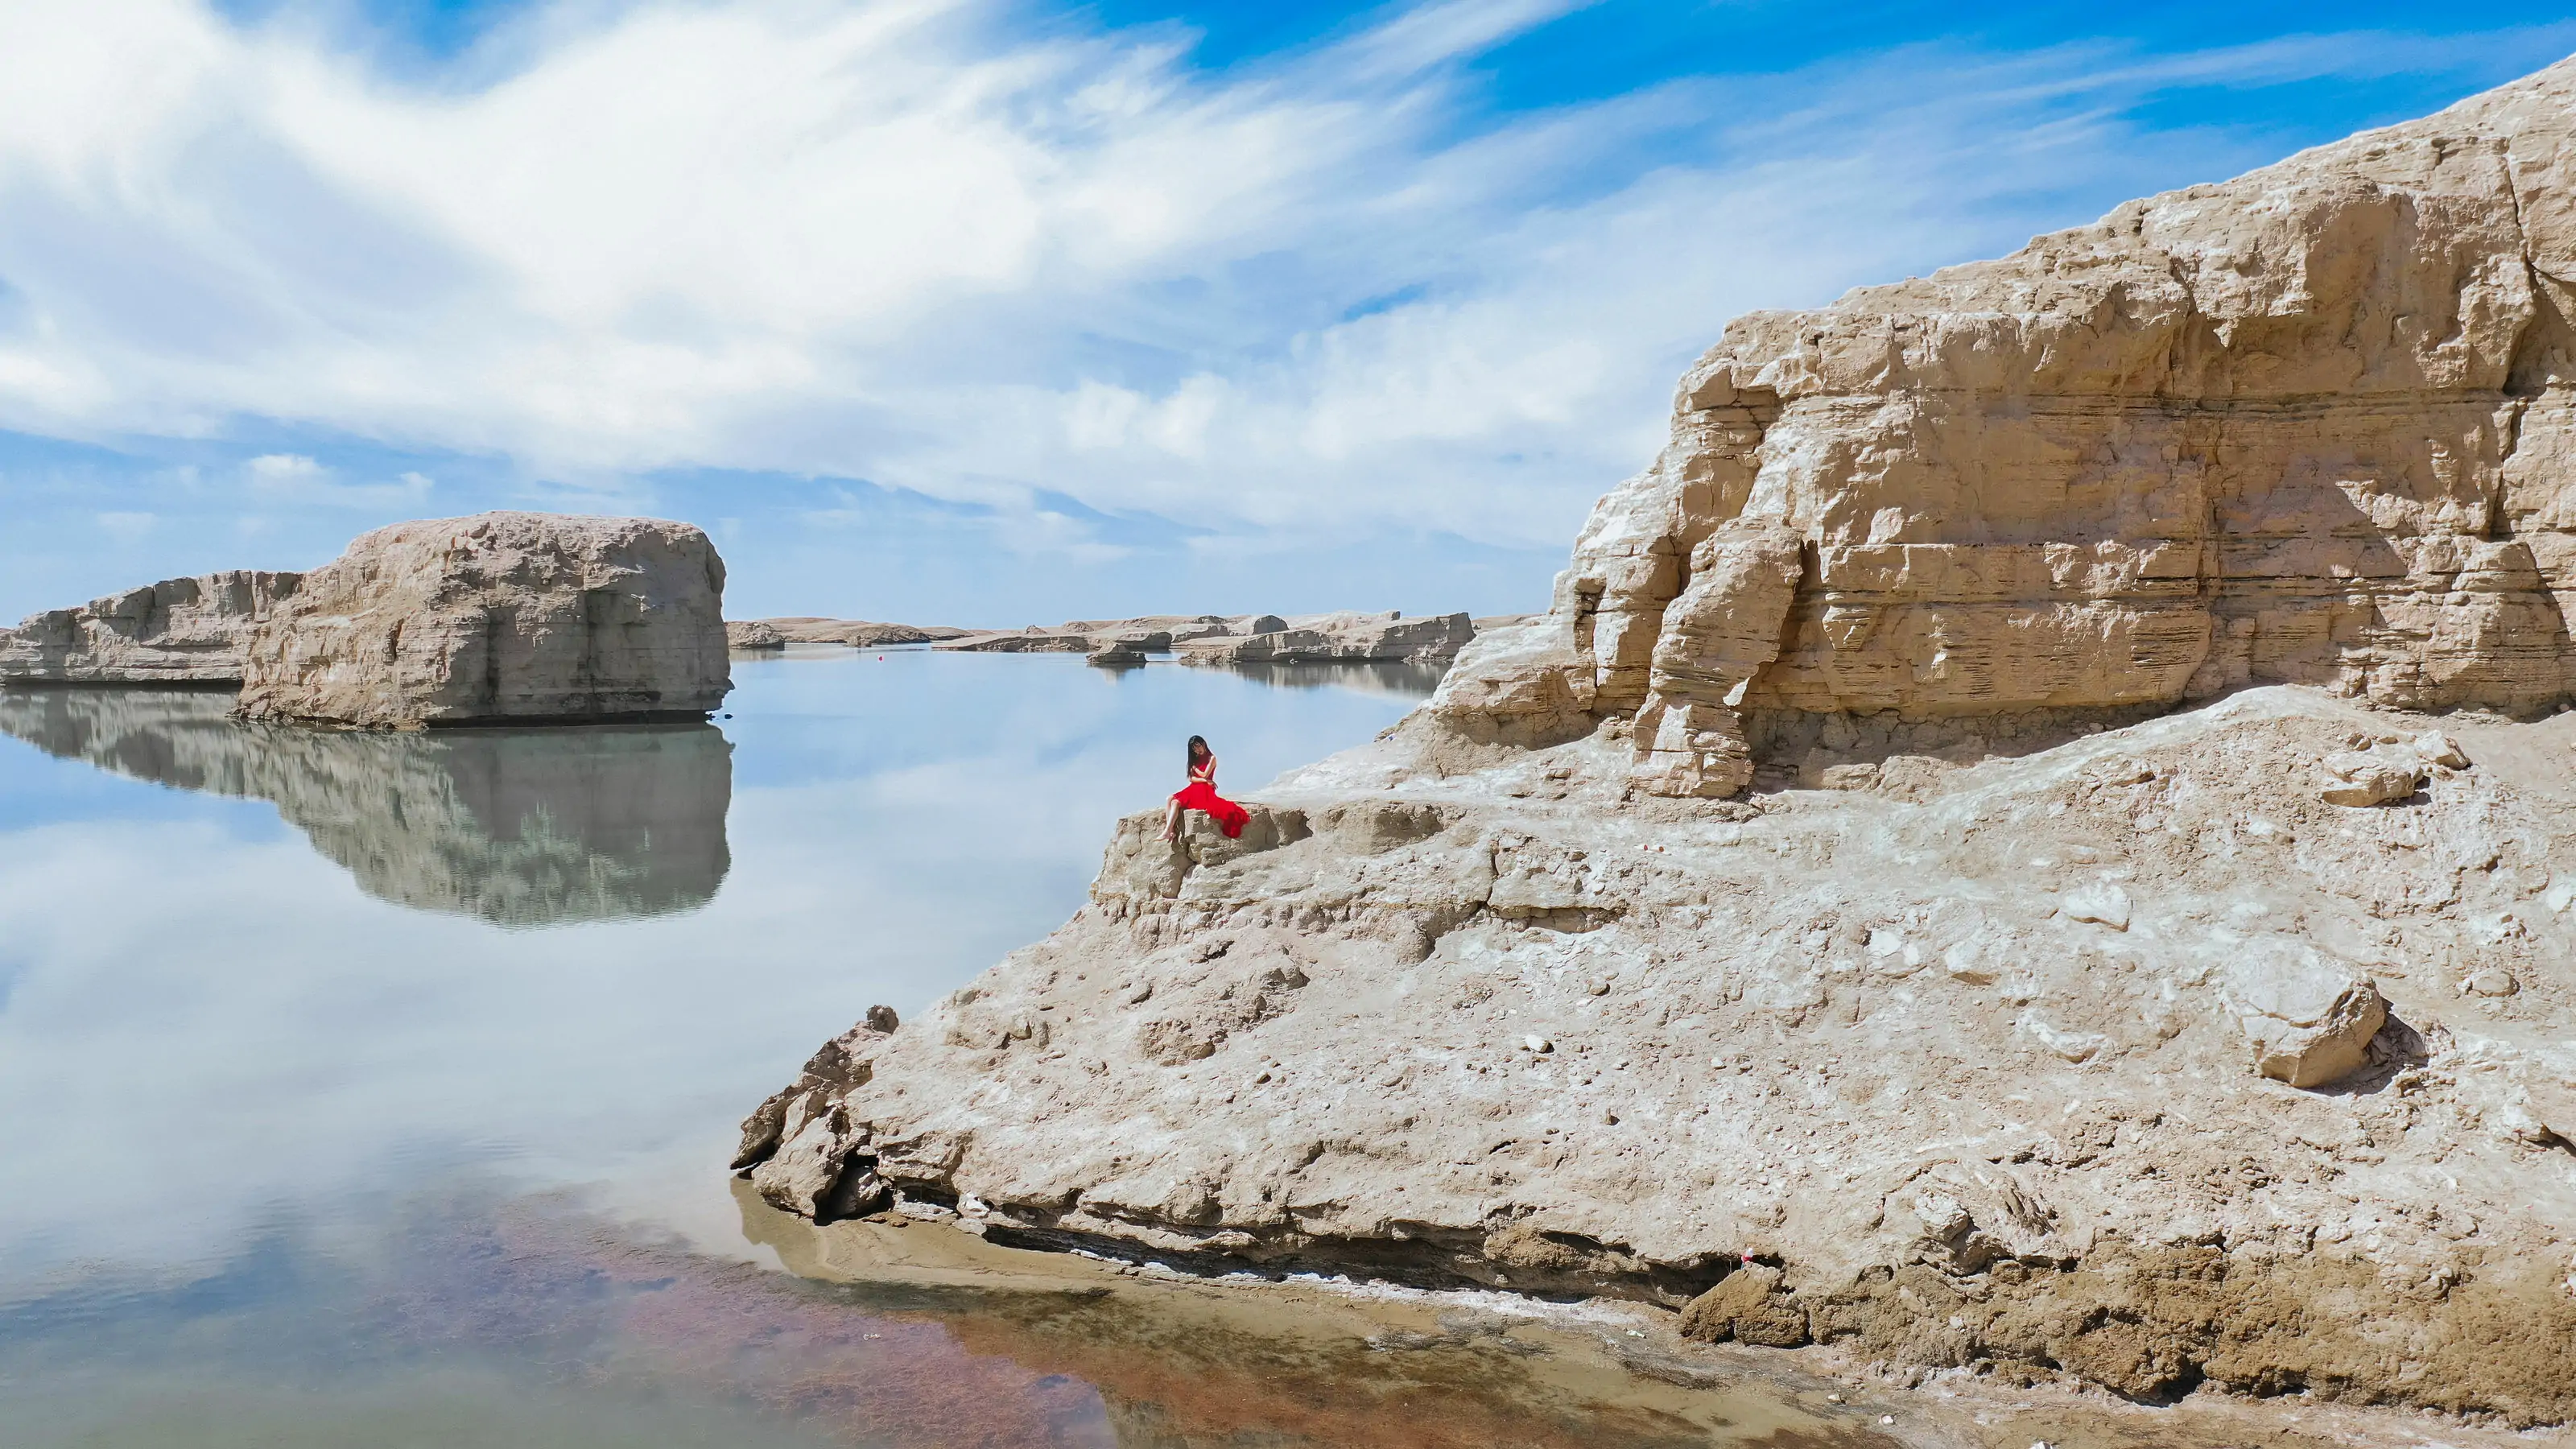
0 651 2419 1448
0 650 1830 1449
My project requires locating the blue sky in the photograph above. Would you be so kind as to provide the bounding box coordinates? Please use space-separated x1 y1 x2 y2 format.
5 1 2574 626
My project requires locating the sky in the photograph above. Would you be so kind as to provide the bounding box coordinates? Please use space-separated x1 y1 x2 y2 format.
2 0 2574 626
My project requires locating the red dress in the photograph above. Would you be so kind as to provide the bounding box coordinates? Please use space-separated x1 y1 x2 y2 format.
1171 763 1249 839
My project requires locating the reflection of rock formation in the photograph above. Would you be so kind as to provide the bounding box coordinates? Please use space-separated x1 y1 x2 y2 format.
1216 662 1447 700
0 688 729 925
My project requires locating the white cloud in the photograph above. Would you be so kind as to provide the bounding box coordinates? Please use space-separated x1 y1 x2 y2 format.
242 451 434 506
0 1 2566 551
93 510 155 541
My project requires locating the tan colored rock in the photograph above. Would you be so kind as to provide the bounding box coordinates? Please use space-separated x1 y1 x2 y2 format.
727 620 786 650
1434 56 2576 798
2318 749 2427 806
2223 939 2388 1088
0 571 302 683
234 512 730 728
751 617 975 646
1175 612 1475 667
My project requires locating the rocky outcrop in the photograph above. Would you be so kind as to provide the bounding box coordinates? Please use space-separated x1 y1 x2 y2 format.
0 571 302 683
235 513 730 729
0 687 729 923
745 683 2576 1422
727 620 787 650
1433 56 2576 795
1174 612 1476 667
932 613 1480 665
738 61 2576 1423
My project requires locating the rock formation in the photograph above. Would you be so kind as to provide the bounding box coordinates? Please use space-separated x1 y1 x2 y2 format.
1434 55 2576 795
234 513 730 729
739 60 2576 1422
727 620 788 650
0 687 729 924
741 618 977 647
929 612 1480 665
0 571 302 683
1175 612 1476 667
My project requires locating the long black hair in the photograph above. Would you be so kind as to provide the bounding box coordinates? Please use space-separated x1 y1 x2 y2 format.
1187 734 1212 771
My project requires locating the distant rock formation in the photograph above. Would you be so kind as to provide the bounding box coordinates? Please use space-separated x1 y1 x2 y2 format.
235 513 730 729
0 571 302 683
1437 55 2576 796
741 617 977 647
727 620 788 650
0 687 729 924
1174 611 1474 667
933 612 1478 665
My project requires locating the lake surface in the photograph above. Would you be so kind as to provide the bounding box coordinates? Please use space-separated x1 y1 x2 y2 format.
0 650 1803 1448
0 650 2391 1449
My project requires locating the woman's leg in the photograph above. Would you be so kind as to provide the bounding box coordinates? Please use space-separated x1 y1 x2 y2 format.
1162 796 1183 841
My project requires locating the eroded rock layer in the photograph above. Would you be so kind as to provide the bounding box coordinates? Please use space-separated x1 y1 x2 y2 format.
235 512 730 728
1434 57 2576 795
0 571 302 683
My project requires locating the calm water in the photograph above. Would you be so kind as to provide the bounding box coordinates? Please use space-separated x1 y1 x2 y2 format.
0 650 1892 1449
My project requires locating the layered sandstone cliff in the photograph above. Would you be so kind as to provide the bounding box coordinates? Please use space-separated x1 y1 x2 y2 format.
0 687 729 923
1435 57 2576 796
0 571 302 683
738 61 2576 1424
235 513 730 728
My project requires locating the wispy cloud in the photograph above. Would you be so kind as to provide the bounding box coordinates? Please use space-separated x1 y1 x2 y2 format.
243 452 435 506
0 0 2566 574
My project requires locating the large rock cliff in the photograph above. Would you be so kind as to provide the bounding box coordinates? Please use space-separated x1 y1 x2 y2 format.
737 61 2576 1424
1434 56 2576 796
234 513 730 728
0 571 302 683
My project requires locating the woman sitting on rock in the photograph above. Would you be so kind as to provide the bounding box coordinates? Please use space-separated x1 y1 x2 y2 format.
1163 733 1249 841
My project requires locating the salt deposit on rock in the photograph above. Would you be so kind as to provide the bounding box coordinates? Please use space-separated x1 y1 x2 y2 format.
0 572 302 683
741 60 2576 1422
235 513 730 729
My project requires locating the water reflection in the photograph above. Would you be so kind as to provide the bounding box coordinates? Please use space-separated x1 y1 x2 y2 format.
1209 661 1449 698
0 687 730 927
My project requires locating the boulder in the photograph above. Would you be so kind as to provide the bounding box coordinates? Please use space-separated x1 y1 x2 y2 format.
2223 939 2388 1088
726 620 786 650
2318 750 2427 806
234 512 730 728
0 571 302 683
